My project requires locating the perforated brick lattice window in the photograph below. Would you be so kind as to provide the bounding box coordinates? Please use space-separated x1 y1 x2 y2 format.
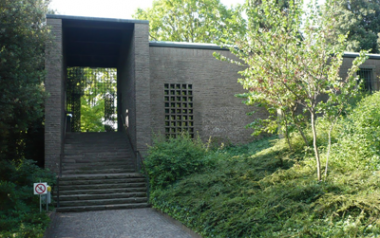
164 84 194 138
358 68 373 92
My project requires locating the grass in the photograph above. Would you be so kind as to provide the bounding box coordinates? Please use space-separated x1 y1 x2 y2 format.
147 92 380 238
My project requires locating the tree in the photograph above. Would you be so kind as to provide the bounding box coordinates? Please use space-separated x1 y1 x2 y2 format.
79 68 117 132
0 0 51 162
133 0 246 43
218 0 368 180
67 67 117 132
328 0 380 53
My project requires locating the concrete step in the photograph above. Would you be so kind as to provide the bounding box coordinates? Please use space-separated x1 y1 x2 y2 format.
64 141 129 145
59 192 147 201
62 163 132 168
64 150 131 155
57 133 145 212
59 197 148 207
59 173 144 180
59 182 146 191
64 145 130 149
62 169 136 175
64 152 130 157
65 142 129 146
59 184 146 192
63 147 132 155
62 161 133 166
59 176 146 184
56 203 149 212
62 168 135 173
64 158 132 163
63 156 132 163
62 164 135 170
65 138 129 143
57 187 146 195
64 143 129 147
63 162 131 167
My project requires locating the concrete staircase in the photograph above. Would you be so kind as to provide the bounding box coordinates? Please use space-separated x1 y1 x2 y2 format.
56 132 148 212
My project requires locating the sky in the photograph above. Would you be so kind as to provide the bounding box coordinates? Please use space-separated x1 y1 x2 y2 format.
49 0 246 19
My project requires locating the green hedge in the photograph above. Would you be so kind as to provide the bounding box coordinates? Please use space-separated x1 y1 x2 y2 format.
0 159 56 238
146 93 380 237
145 134 215 189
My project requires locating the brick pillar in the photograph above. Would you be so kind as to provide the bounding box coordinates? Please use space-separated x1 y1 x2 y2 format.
134 24 151 154
45 18 63 174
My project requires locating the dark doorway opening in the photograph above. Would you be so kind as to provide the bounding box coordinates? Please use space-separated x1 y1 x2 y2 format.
62 17 135 136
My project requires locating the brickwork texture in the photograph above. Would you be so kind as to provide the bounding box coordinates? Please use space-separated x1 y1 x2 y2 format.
45 19 64 174
46 15 380 173
149 47 268 145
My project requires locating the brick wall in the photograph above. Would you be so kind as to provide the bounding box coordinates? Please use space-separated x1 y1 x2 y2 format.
45 19 63 174
149 47 268 145
340 57 380 91
134 24 151 154
118 29 136 147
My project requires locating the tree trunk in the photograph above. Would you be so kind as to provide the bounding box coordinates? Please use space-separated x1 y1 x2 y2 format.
298 127 309 146
324 117 337 181
310 111 321 181
291 110 309 146
324 124 333 181
283 111 292 152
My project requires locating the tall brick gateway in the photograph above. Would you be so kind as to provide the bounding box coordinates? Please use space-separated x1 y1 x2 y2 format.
45 14 261 178
45 15 262 210
45 16 380 211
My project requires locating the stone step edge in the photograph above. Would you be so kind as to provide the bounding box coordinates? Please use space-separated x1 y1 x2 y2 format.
56 203 150 212
59 173 145 180
58 179 146 184
54 187 146 195
56 193 147 201
61 169 135 173
55 191 147 197
59 197 148 206
58 184 147 190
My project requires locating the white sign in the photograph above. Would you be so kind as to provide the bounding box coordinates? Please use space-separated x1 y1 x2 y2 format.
34 183 47 195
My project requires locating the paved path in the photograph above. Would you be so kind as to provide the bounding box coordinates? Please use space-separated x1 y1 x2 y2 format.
45 208 200 238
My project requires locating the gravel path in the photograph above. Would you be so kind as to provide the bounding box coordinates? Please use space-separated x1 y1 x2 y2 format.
45 208 200 238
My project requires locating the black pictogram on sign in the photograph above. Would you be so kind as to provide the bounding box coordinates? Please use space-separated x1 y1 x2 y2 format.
35 183 46 195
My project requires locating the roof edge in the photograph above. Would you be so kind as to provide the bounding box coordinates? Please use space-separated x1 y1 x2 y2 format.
149 41 229 51
46 14 149 24
343 52 380 60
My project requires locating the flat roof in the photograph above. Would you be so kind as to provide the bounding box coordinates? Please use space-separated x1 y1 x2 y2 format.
149 41 229 51
343 52 380 60
46 14 149 24
148 44 380 56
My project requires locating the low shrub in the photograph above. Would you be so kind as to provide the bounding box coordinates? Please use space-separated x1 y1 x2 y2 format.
0 159 56 238
329 91 380 171
146 93 380 237
145 134 214 189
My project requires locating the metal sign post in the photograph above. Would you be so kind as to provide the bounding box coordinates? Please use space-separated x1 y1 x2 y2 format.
34 182 48 213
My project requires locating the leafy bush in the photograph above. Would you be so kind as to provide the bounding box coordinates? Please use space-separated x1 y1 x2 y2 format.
145 134 214 189
0 159 56 238
147 93 380 237
329 91 380 171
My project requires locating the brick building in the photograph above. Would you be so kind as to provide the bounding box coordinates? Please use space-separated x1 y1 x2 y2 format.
45 15 380 175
